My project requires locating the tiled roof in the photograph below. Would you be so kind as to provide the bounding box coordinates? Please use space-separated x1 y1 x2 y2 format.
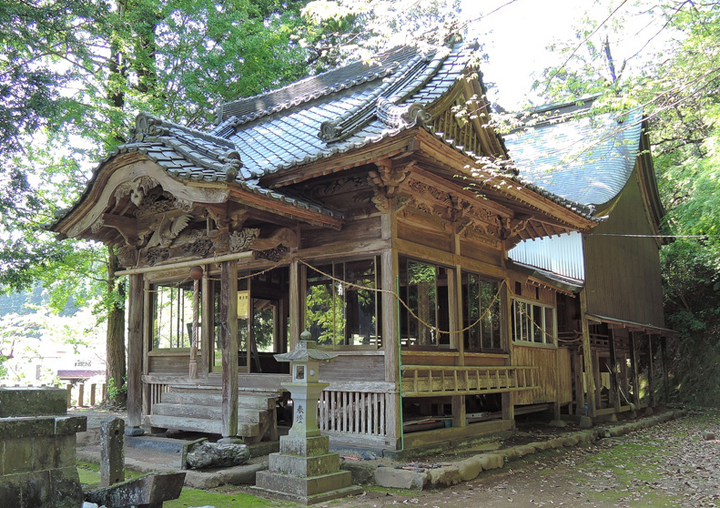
94 113 344 221
216 43 471 179
503 103 644 207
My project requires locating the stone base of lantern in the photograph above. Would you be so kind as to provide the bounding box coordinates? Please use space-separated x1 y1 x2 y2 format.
255 434 362 505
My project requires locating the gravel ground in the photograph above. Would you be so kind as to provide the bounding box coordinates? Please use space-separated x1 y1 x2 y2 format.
326 408 720 508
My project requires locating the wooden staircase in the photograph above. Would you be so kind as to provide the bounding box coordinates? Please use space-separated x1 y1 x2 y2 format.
146 385 281 444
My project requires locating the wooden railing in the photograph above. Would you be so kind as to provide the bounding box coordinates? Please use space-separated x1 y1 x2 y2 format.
318 389 388 438
400 365 539 397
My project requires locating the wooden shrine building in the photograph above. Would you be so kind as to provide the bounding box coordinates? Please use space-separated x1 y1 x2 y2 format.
52 43 669 451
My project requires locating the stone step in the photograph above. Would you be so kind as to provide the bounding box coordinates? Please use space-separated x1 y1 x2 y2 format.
161 391 275 410
152 403 271 424
147 415 260 438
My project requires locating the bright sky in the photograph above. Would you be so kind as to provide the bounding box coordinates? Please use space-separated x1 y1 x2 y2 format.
461 0 673 109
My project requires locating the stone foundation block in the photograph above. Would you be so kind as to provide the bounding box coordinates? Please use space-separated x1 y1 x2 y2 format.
427 465 462 487
478 453 504 471
374 467 427 490
279 435 329 456
268 452 340 477
256 469 354 497
0 388 67 417
457 457 482 482
514 445 536 457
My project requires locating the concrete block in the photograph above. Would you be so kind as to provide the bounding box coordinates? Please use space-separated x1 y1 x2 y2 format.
427 465 462 487
100 417 125 486
0 388 67 417
0 474 22 508
4 437 35 473
579 416 593 428
549 419 567 428
20 470 52 508
54 416 87 435
50 466 84 508
374 467 427 490
0 417 55 440
279 435 329 456
478 453 504 471
457 457 482 482
268 452 339 477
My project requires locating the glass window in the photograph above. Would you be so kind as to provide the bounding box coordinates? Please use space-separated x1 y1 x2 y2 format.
463 273 502 351
399 258 451 348
151 283 199 350
305 258 379 348
511 298 556 346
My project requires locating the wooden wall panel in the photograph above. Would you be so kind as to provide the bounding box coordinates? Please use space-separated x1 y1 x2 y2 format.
460 240 504 266
584 169 665 327
148 354 190 374
301 216 381 250
319 354 385 382
512 346 558 405
556 347 573 404
401 352 457 366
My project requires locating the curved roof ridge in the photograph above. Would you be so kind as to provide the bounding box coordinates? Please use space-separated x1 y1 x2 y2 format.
213 46 422 132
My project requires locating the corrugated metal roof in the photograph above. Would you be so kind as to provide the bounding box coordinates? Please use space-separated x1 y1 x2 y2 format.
503 107 643 207
509 231 585 281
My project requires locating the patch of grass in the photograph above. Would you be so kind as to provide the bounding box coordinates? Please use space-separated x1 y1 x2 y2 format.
76 462 153 487
164 487 296 508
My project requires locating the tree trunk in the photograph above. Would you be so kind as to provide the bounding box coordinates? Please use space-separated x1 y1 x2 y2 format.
106 246 127 407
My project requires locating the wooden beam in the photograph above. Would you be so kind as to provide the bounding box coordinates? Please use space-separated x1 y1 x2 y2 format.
201 272 213 376
220 260 239 440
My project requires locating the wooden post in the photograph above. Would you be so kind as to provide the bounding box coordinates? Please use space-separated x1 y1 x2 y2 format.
647 334 655 407
661 335 670 405
78 383 85 408
572 348 584 415
189 275 200 379
579 290 597 417
220 260 239 441
450 261 465 428
90 383 97 406
501 279 515 425
126 273 145 435
381 210 402 449
201 270 213 375
142 278 151 417
289 259 301 349
608 329 622 414
630 331 641 407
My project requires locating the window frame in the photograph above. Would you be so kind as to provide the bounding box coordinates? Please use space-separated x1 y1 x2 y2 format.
511 297 557 347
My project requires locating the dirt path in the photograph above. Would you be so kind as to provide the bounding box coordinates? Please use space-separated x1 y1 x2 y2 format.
327 409 720 508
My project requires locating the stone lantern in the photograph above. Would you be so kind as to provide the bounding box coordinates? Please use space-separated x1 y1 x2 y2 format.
255 332 362 504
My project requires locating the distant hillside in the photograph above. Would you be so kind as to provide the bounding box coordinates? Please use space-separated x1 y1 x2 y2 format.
0 285 79 317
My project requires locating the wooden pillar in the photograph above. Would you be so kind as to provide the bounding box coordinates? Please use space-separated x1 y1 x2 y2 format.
381 210 402 448
220 260 239 441
501 280 515 425
141 278 152 418
450 251 465 428
629 332 641 407
289 259 301 349
126 273 145 435
648 334 655 407
579 290 597 417
661 335 670 405
608 329 622 413
201 270 213 376
572 348 584 415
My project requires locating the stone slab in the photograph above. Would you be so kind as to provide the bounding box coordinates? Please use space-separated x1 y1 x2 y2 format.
255 469 354 497
0 388 67 417
267 451 339 477
374 467 427 490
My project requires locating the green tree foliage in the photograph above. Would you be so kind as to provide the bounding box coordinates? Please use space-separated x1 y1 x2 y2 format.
535 1 720 405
